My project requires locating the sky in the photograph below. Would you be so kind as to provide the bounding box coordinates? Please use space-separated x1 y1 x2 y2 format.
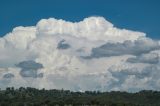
0 0 160 92
0 0 160 39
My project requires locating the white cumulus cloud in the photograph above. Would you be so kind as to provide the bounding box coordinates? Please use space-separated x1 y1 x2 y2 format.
0 16 159 92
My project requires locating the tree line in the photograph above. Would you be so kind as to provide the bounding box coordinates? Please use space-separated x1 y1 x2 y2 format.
0 87 160 106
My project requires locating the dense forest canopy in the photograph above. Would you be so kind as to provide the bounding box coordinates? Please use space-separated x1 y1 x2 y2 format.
0 87 160 106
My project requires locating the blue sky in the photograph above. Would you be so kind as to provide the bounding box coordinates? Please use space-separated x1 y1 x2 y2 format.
0 0 159 39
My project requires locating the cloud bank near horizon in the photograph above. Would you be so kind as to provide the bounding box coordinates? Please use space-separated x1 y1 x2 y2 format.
0 17 160 92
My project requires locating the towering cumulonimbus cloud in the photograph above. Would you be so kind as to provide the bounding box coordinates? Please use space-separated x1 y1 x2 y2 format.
0 16 160 92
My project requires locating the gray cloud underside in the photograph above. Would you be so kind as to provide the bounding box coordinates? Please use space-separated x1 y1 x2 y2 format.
16 60 43 78
57 40 70 49
127 53 159 64
3 73 15 79
108 65 160 91
86 39 160 58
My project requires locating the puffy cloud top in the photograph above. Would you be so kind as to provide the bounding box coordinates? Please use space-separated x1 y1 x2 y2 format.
36 17 145 42
0 16 159 92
